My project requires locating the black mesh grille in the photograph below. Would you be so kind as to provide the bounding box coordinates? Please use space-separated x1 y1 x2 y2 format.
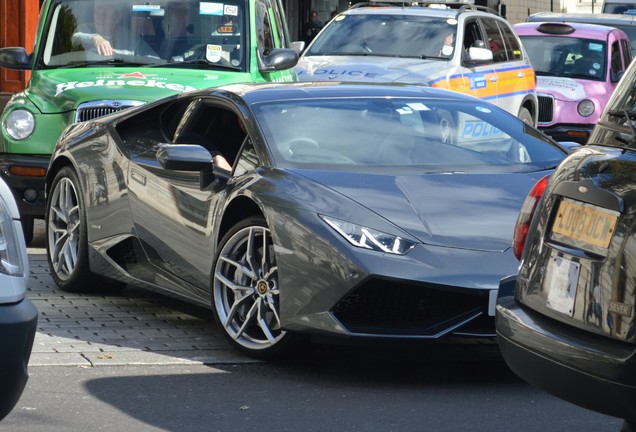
76 105 133 122
538 95 554 123
75 100 143 122
332 279 487 336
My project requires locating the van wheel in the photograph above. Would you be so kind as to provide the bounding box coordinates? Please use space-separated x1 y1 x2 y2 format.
518 107 534 126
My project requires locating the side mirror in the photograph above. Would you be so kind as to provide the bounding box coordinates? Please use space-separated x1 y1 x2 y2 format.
290 41 306 54
0 47 31 70
466 47 493 64
258 48 298 72
156 144 216 189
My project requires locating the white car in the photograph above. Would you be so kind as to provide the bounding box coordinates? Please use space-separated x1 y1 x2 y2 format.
0 177 36 421
295 1 539 125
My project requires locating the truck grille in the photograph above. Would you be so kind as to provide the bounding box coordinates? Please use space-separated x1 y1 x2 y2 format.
538 95 554 123
75 100 144 123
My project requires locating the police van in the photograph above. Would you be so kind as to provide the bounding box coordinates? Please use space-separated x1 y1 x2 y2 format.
295 1 538 126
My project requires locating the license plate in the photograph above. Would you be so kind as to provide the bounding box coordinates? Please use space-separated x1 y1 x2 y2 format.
551 198 618 250
545 256 580 316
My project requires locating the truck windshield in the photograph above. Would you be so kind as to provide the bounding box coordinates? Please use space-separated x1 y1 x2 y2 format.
40 0 246 69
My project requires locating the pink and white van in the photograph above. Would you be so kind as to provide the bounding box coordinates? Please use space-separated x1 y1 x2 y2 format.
514 22 632 143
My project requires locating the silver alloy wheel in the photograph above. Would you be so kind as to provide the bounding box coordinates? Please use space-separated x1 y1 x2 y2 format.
47 177 80 281
213 224 286 352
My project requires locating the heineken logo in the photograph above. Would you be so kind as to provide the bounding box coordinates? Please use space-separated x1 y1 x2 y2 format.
55 72 196 96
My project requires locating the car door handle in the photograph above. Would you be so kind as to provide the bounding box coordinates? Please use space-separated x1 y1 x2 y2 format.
490 75 498 82
517 72 525 78
130 168 146 186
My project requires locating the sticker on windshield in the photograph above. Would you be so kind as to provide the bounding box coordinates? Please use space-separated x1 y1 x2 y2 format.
206 45 223 62
475 106 491 114
447 18 458 25
407 103 431 111
200 2 224 15
224 5 238 16
132 4 161 12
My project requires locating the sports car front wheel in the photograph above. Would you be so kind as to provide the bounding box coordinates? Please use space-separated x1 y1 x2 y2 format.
212 216 293 359
46 167 94 292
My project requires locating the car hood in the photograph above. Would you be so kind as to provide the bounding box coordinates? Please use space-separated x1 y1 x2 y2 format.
26 67 257 114
537 76 610 101
294 55 448 83
297 170 548 252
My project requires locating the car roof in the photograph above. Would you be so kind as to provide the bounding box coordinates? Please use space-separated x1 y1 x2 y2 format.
514 21 628 37
341 1 501 19
527 12 636 26
212 82 491 105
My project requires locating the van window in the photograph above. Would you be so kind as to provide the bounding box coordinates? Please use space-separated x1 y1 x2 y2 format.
499 21 522 60
621 38 633 65
482 18 506 62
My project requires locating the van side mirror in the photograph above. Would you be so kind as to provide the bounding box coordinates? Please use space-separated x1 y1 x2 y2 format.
466 47 494 64
258 48 299 72
0 47 31 70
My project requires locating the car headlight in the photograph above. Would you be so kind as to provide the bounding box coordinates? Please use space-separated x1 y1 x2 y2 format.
577 100 595 117
0 194 25 277
320 215 416 255
3 109 35 140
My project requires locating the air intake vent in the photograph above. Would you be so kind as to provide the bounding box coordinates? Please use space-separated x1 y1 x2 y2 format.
538 95 554 123
75 100 144 122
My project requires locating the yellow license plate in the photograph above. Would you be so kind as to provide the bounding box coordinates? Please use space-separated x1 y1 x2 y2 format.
552 198 618 249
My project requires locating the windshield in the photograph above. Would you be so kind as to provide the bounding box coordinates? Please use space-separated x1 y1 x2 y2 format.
521 35 607 81
253 97 566 173
40 0 246 69
304 14 457 59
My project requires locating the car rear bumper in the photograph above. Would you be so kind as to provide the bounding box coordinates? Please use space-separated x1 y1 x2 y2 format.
496 277 636 422
0 297 38 420
0 154 50 218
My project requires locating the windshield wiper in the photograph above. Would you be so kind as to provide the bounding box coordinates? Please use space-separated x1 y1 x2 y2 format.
58 58 153 69
151 59 241 71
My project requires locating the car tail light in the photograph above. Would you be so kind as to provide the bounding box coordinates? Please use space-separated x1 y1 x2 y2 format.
513 175 550 260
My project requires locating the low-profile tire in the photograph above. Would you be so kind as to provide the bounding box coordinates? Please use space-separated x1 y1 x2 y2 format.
21 216 34 245
212 216 294 359
518 107 534 126
46 166 96 292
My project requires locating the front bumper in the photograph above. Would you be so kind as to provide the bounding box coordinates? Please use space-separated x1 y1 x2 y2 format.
537 124 593 144
0 297 38 420
496 276 636 422
0 154 50 218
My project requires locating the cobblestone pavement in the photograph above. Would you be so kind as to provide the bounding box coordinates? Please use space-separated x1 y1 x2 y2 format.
26 221 256 367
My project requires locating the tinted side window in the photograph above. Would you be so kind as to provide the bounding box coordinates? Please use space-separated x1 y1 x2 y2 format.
611 40 623 81
256 0 275 53
462 19 484 52
499 21 522 61
269 0 290 48
482 18 506 63
621 38 633 66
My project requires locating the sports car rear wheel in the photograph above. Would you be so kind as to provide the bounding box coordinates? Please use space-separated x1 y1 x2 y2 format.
46 167 95 292
212 216 293 359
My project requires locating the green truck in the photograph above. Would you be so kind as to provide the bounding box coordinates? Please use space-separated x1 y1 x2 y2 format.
0 0 301 243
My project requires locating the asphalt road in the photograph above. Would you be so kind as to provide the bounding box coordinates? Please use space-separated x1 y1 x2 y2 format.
0 221 624 431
